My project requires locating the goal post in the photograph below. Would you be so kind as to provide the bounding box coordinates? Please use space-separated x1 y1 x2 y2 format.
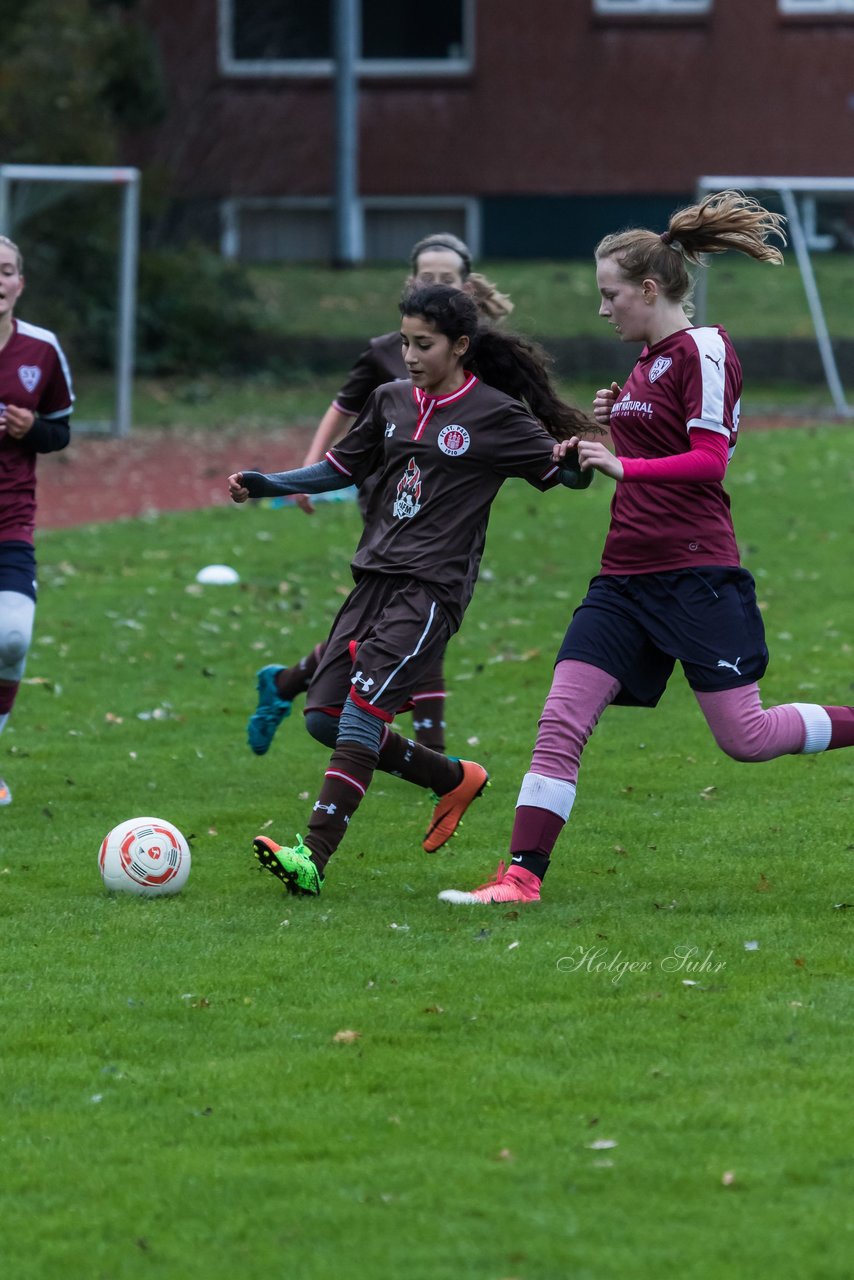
0 163 141 437
695 175 854 418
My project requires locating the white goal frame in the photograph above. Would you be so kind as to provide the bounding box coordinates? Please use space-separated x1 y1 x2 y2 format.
0 164 141 437
695 175 854 418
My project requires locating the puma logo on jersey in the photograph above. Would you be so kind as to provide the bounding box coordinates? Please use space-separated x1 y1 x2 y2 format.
716 657 742 675
705 353 722 370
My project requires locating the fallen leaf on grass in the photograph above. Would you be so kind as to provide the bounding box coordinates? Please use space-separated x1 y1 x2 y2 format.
333 1029 361 1044
493 1148 514 1162
586 1139 618 1150
754 873 772 892
721 1170 737 1187
423 1004 444 1015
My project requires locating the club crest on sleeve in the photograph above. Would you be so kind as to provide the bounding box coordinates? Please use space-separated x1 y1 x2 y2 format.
648 356 672 384
437 424 470 456
18 365 42 393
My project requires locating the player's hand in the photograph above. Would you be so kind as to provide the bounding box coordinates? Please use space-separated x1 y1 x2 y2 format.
228 472 250 503
293 493 315 515
592 381 621 428
1 405 35 439
556 437 624 481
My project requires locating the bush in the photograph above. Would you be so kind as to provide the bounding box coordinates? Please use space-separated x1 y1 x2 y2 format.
134 245 266 375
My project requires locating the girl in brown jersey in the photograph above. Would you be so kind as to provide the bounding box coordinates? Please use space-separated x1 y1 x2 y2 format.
440 190 854 906
229 284 594 897
247 233 513 759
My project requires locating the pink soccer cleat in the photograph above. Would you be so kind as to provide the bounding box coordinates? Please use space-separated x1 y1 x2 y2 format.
438 860 541 905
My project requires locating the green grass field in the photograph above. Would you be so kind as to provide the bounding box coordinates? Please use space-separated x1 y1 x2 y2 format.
2 424 853 1278
69 251 854 431
248 254 854 342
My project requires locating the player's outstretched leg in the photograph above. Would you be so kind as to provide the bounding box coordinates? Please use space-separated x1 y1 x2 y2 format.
438 860 542 905
253 834 323 896
247 665 292 754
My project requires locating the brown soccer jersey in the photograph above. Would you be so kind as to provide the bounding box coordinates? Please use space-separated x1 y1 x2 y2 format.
331 332 407 416
326 375 561 631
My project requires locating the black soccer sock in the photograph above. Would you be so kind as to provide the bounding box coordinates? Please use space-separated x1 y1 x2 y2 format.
410 693 446 752
511 852 550 881
377 730 462 794
275 642 326 701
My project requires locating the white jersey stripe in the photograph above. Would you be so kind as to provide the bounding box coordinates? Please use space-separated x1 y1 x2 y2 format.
686 328 726 433
16 318 75 410
370 601 438 705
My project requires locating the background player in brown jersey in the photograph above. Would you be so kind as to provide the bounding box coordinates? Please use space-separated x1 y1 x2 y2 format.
229 283 595 898
440 190 854 906
248 233 513 759
0 235 74 806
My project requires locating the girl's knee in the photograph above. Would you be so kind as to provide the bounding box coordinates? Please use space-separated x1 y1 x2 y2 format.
304 710 338 748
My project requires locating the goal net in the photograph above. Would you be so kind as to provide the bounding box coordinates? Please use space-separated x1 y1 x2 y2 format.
695 175 854 419
0 164 140 436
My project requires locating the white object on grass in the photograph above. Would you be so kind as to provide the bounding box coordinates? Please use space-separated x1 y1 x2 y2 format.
196 564 240 585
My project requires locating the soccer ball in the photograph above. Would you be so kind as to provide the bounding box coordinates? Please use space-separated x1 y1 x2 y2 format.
98 816 191 896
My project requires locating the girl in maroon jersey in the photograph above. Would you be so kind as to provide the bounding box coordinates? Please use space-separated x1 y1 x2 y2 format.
0 234 74 806
440 189 854 905
228 283 594 897
248 233 513 759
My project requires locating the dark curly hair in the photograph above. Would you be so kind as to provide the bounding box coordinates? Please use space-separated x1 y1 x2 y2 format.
399 284 594 441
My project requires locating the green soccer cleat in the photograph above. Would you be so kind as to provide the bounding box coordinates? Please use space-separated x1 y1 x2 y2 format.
253 834 323 896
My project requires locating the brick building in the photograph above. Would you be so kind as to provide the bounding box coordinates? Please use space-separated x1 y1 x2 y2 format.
133 1 854 259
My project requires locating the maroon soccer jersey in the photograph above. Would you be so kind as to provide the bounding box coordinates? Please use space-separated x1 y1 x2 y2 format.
327 376 562 629
0 319 74 543
332 331 407 416
602 325 742 573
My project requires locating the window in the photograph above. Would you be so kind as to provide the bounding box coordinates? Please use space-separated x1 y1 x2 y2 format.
220 196 480 263
219 0 473 76
594 0 710 13
779 1 854 13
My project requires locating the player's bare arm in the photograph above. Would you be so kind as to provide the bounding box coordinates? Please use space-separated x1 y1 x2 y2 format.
554 436 624 481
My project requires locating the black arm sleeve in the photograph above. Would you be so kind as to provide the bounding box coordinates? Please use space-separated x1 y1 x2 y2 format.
557 450 594 490
21 415 71 454
239 459 354 499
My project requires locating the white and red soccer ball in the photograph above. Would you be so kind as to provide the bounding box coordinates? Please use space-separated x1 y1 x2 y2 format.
99 816 191 896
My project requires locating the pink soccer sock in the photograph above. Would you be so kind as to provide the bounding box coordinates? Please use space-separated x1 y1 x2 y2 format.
696 684 854 760
510 661 621 858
